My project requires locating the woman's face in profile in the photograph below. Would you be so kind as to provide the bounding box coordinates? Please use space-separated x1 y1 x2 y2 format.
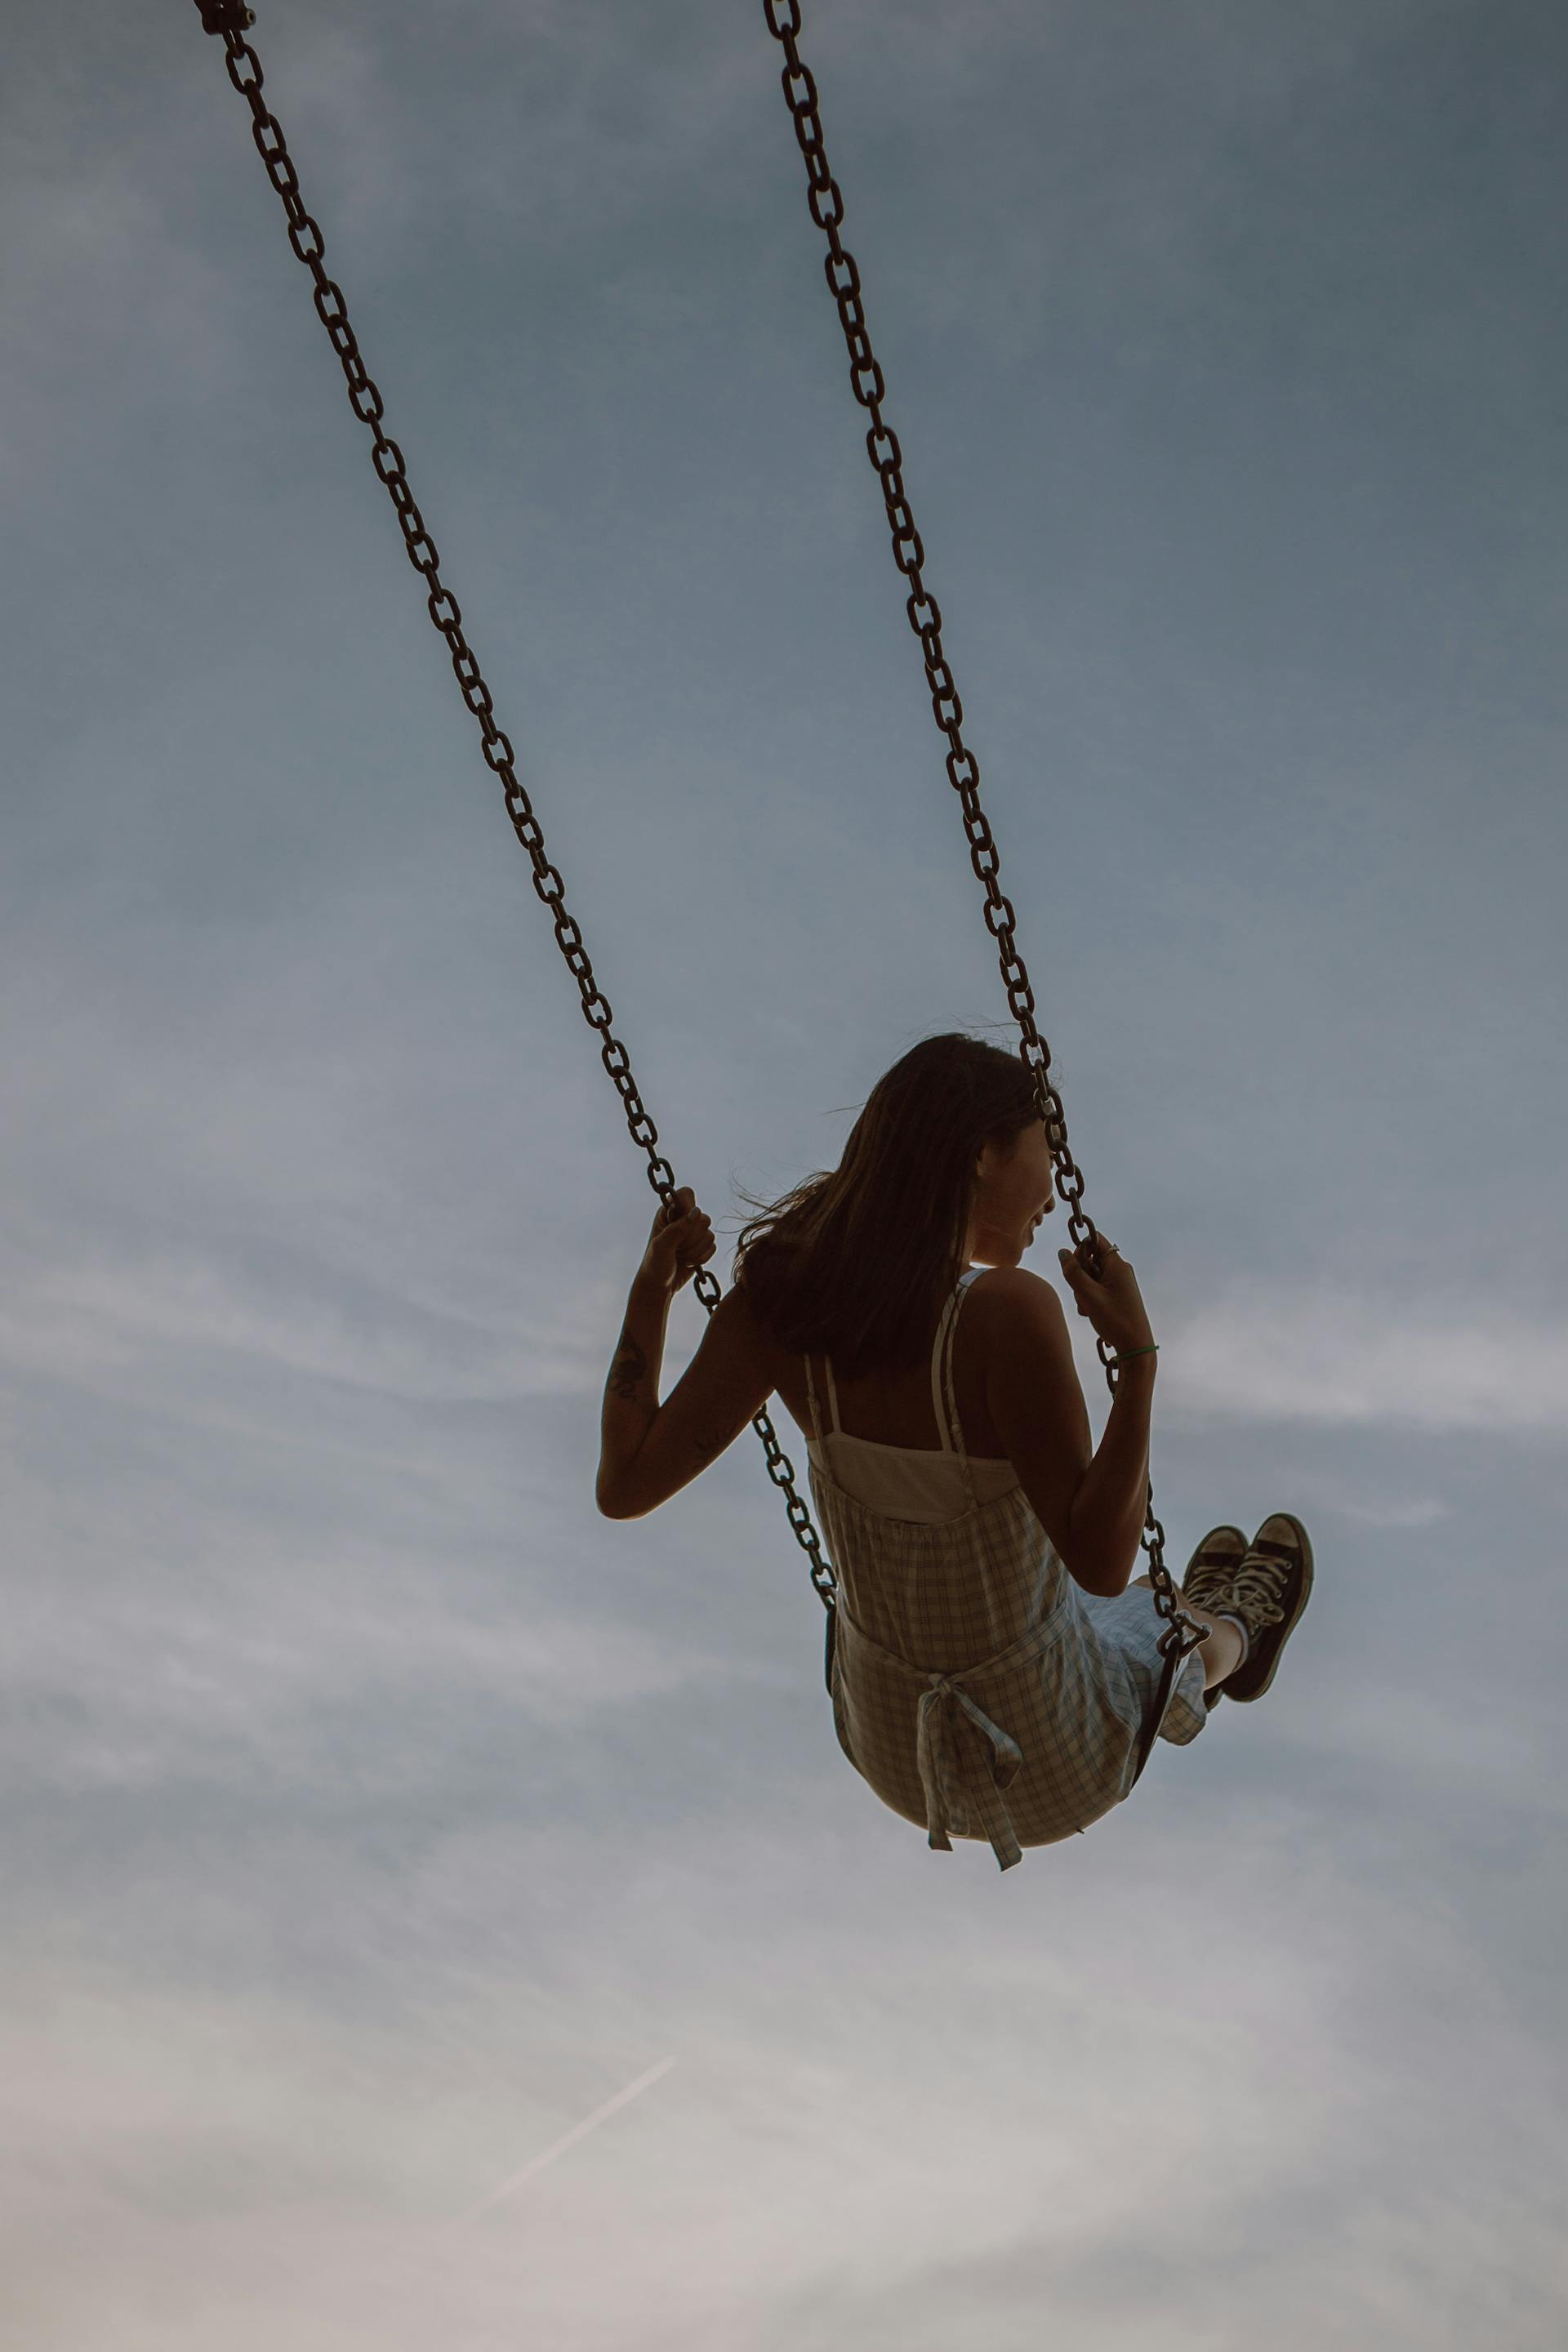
969 1122 1056 1265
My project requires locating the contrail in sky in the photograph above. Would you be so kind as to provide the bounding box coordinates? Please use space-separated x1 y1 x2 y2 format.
448 2056 679 2226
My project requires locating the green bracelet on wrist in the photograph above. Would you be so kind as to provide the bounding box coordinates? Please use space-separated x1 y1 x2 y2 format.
1110 1343 1160 1366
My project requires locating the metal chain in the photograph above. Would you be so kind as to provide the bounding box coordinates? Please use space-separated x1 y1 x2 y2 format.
762 0 1205 1660
193 2 836 1613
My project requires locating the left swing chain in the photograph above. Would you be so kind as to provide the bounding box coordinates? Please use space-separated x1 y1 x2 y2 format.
189 2 838 1623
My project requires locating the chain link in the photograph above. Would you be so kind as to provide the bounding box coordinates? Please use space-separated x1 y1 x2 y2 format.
763 0 1205 1663
194 2 836 1614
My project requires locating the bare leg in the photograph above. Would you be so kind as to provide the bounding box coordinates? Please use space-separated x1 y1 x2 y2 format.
1131 1576 1244 1691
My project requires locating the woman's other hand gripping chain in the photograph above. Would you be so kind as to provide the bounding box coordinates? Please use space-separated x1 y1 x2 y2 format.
640 1187 717 1296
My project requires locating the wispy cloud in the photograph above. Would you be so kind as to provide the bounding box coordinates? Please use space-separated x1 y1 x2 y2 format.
0 1457 742 1793
1323 1491 1447 1529
1 1234 617 1405
1164 1281 1568 1434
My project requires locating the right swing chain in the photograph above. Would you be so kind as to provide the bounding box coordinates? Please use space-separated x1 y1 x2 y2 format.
761 0 1207 1664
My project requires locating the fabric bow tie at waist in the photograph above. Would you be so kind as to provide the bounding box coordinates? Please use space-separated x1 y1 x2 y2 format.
916 1673 1025 1871
833 1599 1069 1873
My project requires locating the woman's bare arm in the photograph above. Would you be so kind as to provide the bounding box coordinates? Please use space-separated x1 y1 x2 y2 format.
596 1280 775 1520
980 1267 1155 1597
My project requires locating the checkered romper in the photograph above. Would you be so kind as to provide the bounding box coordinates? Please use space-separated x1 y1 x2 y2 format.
805 1267 1209 1871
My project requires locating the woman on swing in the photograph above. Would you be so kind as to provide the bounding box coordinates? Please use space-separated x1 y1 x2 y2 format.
596 1033 1312 1870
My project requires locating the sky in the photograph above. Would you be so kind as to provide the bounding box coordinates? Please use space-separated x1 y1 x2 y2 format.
2 0 1566 2344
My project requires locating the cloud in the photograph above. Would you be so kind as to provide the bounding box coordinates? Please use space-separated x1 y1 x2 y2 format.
2 1785 1561 2352
1 1232 617 1407
1275 1673 1558 1816
1162 1280 1568 1435
0 1433 746 1795
1322 1491 1447 1529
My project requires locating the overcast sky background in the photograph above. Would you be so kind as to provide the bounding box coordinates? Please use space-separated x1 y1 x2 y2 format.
3 1 1566 2345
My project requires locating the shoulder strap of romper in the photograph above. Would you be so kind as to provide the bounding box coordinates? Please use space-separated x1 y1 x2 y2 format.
929 1292 959 1452
938 1271 983 1512
929 1268 984 1456
804 1352 840 1442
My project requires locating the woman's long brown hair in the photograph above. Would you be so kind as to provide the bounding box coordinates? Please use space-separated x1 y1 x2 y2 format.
732 1032 1041 1381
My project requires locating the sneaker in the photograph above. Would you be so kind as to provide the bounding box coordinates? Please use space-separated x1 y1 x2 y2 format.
1178 1526 1249 1711
1181 1525 1250 1614
1210 1513 1314 1704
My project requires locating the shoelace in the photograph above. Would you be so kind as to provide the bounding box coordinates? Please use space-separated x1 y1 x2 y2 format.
1183 1556 1242 1612
1183 1547 1293 1634
1223 1551 1293 1634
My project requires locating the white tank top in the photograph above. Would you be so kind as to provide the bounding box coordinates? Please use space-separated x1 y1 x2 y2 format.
804 1267 1022 1523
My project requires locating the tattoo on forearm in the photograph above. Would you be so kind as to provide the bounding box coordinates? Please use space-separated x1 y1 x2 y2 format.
607 1334 648 1403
